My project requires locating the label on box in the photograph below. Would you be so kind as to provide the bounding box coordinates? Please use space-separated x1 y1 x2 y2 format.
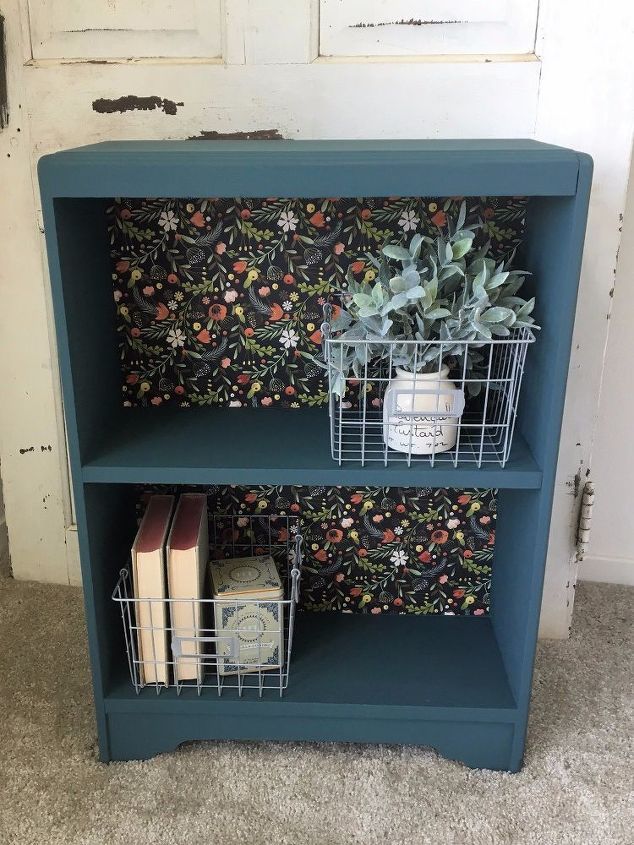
214 599 283 675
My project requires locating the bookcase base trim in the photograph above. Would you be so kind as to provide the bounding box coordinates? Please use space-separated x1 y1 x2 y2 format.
104 712 522 772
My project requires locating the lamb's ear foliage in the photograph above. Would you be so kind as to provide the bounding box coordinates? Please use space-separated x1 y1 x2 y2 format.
321 201 538 397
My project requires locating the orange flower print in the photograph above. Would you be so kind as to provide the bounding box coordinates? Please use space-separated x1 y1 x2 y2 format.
326 528 343 543
309 211 326 227
457 494 471 505
431 210 447 227
269 303 284 321
431 529 449 544
209 303 227 321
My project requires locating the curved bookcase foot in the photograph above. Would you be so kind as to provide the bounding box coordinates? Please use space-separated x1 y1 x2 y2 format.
104 715 200 762
103 712 522 772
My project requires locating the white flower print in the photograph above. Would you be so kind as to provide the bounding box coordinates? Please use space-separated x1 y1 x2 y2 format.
282 300 293 311
447 518 460 529
167 328 186 348
394 526 403 535
159 210 178 232
280 328 299 349
390 550 408 567
174 291 184 302
341 517 354 529
398 210 420 232
167 300 179 311
278 210 299 232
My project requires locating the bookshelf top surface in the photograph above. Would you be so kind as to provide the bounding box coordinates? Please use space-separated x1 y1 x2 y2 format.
42 137 576 157
38 139 589 199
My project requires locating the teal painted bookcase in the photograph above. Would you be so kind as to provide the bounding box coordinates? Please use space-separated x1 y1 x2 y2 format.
38 140 592 771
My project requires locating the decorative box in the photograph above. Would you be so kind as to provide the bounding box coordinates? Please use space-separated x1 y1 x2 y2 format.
209 555 284 676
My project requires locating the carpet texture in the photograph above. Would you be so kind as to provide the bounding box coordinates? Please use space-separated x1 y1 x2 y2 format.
0 577 632 845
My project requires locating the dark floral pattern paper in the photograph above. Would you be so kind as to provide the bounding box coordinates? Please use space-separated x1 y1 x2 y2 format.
110 196 527 408
200 485 495 615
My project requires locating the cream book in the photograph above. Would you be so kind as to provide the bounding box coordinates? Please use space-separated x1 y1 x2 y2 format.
131 494 175 687
166 493 208 682
209 555 284 676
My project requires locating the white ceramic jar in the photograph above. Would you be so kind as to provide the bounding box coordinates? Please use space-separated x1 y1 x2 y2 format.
382 366 465 455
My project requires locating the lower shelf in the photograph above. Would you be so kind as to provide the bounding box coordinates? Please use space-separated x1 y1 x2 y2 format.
108 613 516 710
103 614 523 769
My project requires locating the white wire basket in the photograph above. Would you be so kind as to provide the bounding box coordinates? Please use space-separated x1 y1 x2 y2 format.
322 315 535 468
112 514 303 697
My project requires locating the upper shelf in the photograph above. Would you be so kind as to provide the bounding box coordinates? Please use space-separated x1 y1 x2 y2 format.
38 139 588 199
81 407 542 488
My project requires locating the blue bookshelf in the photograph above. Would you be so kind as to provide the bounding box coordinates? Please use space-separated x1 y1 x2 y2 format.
39 140 592 771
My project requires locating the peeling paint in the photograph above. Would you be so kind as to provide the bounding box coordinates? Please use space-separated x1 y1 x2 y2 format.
92 95 183 116
40 444 52 452
350 19 463 28
566 462 585 497
187 129 285 141
19 446 35 455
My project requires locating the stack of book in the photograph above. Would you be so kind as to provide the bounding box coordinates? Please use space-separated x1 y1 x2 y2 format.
130 494 284 686
130 493 208 686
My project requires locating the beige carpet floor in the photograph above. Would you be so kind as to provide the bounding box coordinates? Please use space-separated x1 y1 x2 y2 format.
0 576 632 845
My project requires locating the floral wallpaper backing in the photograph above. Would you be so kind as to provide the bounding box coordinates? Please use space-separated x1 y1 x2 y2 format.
110 196 527 408
139 486 496 616
117 197 514 613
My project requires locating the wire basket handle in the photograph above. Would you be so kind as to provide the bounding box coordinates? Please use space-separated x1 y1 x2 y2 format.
290 533 303 604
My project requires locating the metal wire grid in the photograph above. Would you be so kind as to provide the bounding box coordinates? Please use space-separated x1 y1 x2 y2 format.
112 514 303 698
322 321 535 467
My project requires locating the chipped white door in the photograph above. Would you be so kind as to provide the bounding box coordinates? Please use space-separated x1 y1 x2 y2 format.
1 0 632 637
320 0 539 56
28 0 223 59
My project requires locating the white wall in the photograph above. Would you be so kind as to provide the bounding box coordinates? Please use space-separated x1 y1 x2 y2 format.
581 153 634 586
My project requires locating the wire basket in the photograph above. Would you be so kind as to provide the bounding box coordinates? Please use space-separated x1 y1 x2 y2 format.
322 316 535 467
112 514 303 697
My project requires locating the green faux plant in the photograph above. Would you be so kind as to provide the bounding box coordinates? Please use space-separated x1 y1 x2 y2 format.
323 203 538 397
